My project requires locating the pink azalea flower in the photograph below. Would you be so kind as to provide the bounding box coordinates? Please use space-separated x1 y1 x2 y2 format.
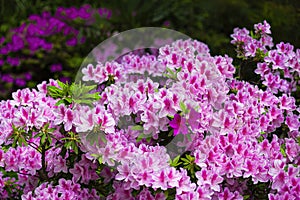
63 109 74 131
176 169 196 195
272 170 288 191
285 114 299 132
187 107 201 131
159 96 176 118
82 64 95 82
218 187 239 200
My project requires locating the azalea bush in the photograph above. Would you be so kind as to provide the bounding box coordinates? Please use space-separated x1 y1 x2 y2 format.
0 21 299 199
0 4 111 99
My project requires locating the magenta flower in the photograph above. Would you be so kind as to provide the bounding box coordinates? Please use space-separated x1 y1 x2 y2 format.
50 64 63 72
169 114 188 135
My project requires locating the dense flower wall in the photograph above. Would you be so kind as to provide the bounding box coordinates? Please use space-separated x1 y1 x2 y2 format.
0 21 299 199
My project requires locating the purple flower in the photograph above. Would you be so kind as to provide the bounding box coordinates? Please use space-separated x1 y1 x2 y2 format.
42 42 53 51
66 37 77 46
163 20 170 27
59 77 71 83
0 47 9 55
11 34 24 51
78 5 92 19
98 8 112 19
169 114 188 135
6 56 20 66
50 64 63 72
15 78 26 87
26 37 42 52
24 72 32 81
0 36 5 45
1 74 14 83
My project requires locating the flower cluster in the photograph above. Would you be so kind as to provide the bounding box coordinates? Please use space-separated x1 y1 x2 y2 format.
0 80 109 199
231 20 300 94
22 179 99 200
0 21 299 199
0 5 111 99
194 79 299 199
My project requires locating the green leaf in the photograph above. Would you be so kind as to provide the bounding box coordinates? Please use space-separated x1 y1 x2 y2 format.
44 123 50 129
186 133 192 142
18 136 27 146
49 128 56 132
47 85 64 98
34 131 45 138
257 136 263 143
64 97 73 104
176 67 182 72
55 99 66 106
170 155 182 167
71 142 79 154
41 133 46 144
173 155 180 163
250 30 255 38
136 133 151 143
12 139 17 148
181 157 190 163
146 137 151 143
131 125 144 131
47 85 61 93
57 80 66 89
64 141 72 149
280 144 287 157
284 165 288 172
168 129 174 137
69 82 101 106
166 67 175 76
164 67 178 80
98 155 103 164
47 134 52 145
91 153 99 158
186 154 194 161
179 101 188 114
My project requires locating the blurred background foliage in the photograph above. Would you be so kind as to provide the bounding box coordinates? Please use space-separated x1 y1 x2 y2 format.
0 0 300 98
100 0 300 55
1 0 299 54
